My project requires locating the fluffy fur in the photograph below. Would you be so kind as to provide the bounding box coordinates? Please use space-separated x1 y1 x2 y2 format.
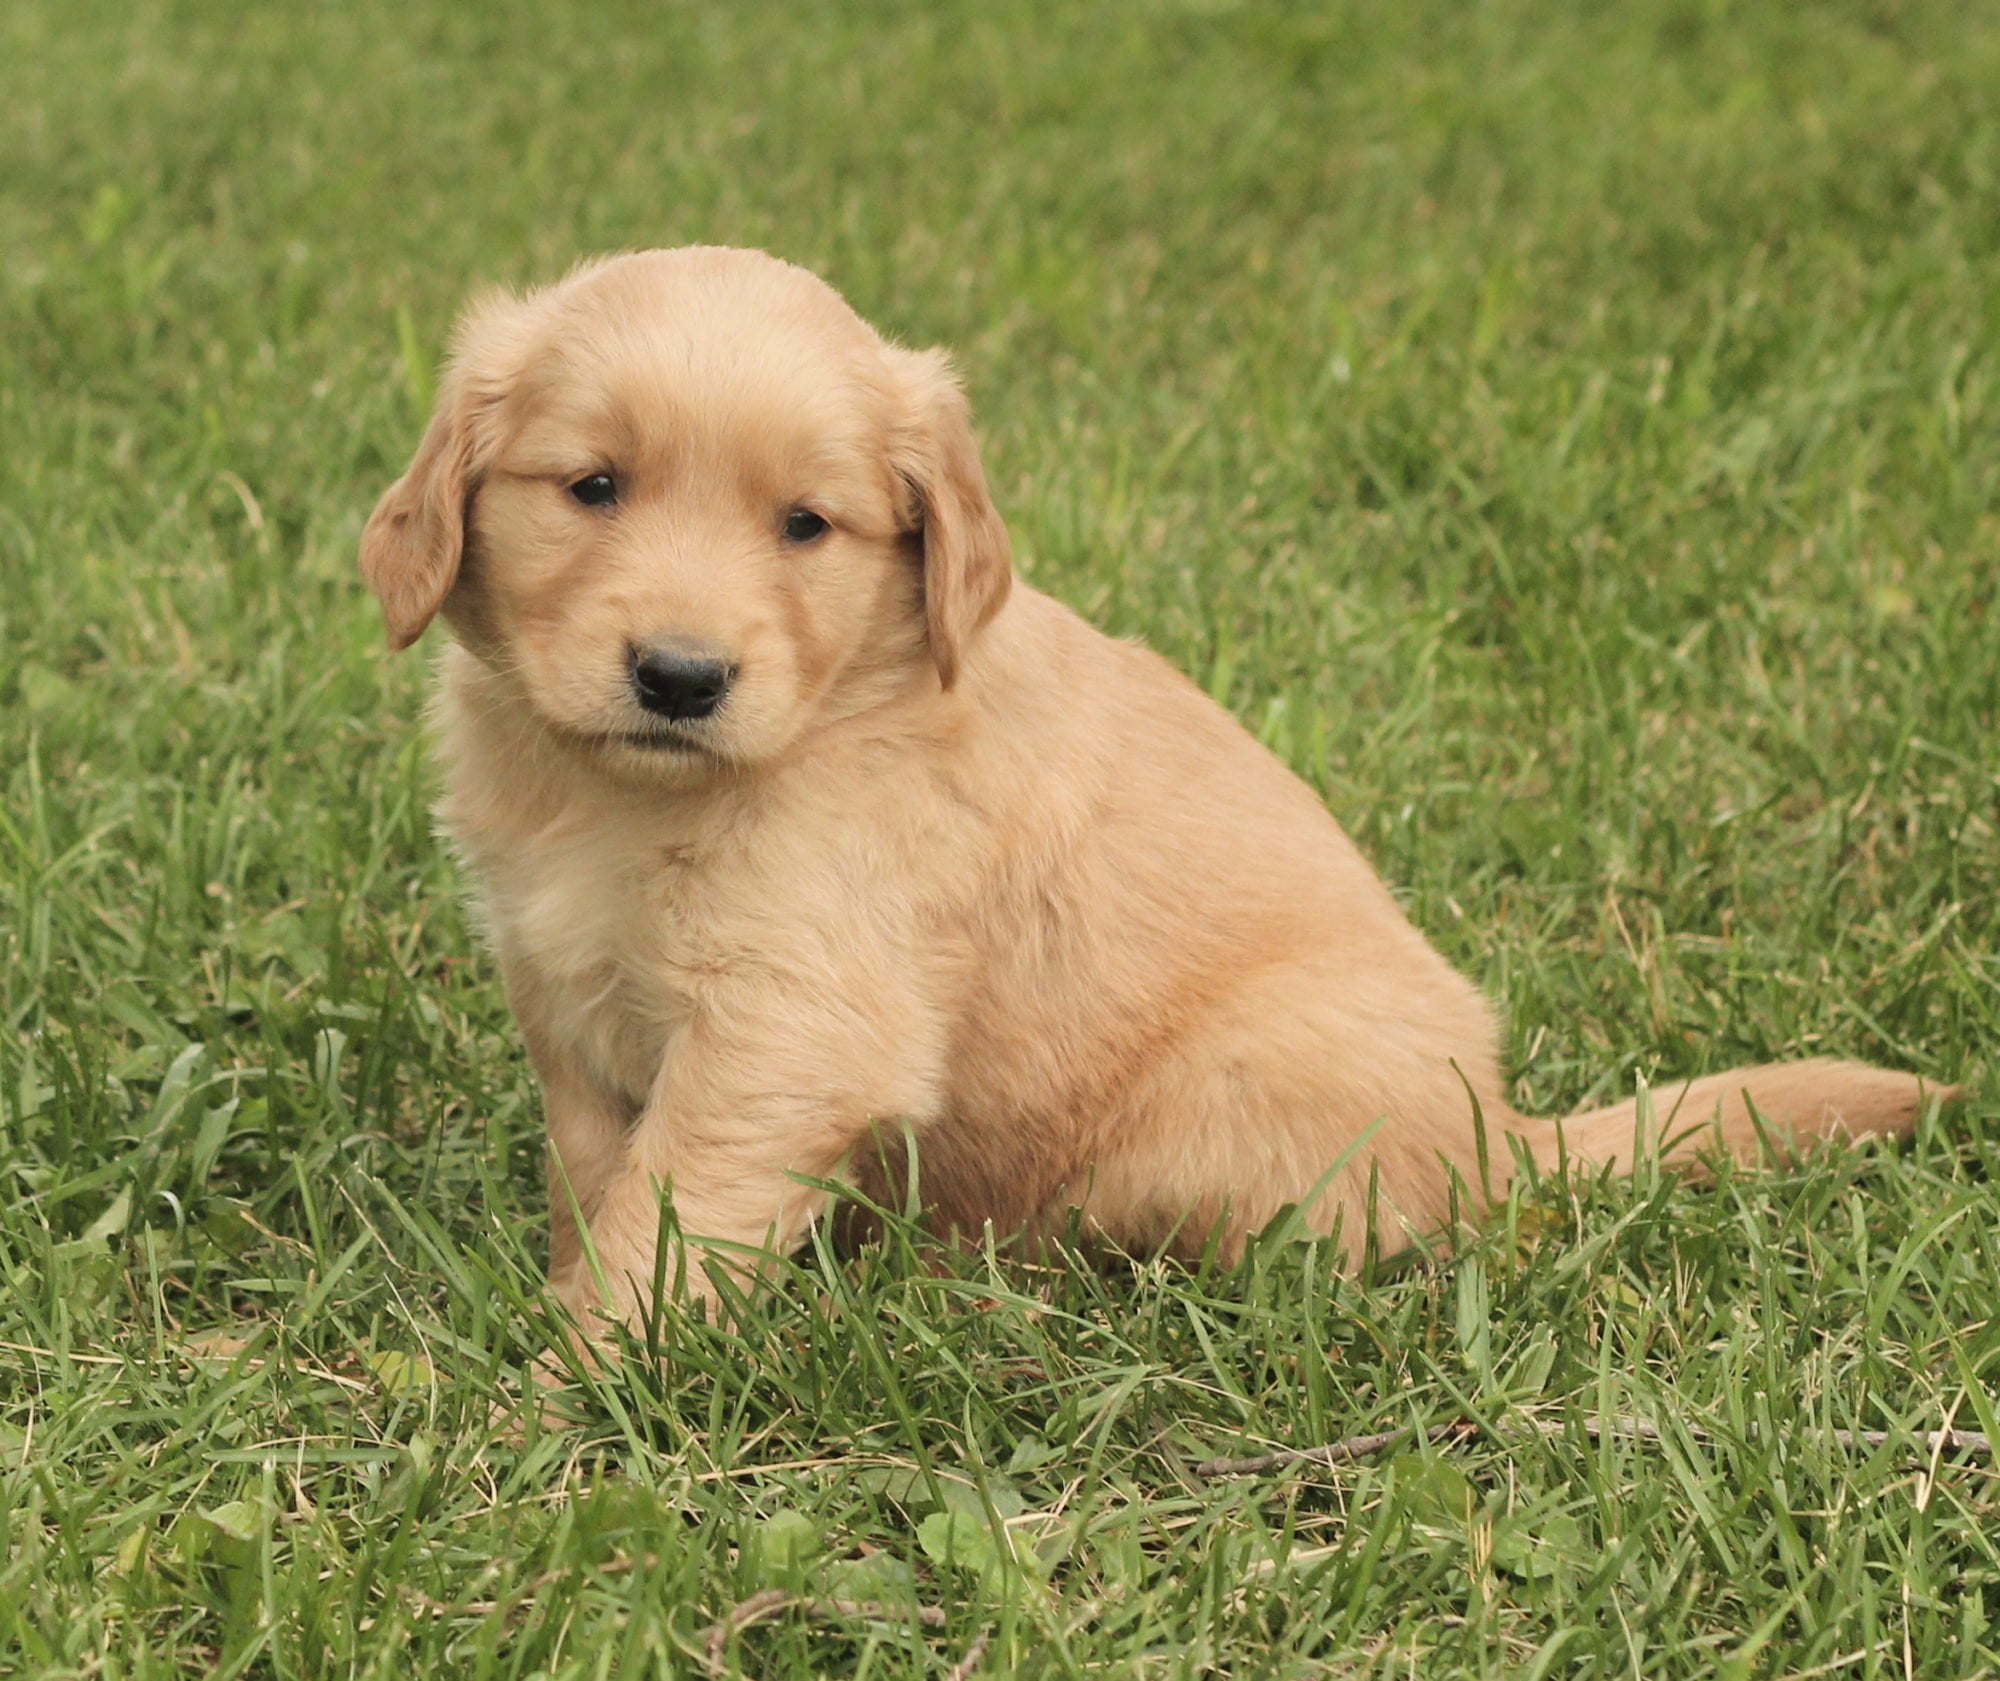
361 246 1953 1334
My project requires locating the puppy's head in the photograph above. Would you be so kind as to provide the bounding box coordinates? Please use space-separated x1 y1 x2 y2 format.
359 247 1011 776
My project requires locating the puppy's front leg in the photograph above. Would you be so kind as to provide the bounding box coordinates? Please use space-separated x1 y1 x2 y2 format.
538 1059 630 1283
501 978 635 1285
551 999 930 1338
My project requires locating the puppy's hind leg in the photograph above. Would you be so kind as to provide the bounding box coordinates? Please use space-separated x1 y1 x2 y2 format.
1071 963 1521 1269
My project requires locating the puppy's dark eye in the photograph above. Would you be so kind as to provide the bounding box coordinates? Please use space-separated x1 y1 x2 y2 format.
782 508 830 544
569 473 618 508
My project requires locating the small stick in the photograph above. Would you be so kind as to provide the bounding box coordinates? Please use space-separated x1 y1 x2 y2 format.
1195 1415 1992 1480
817 1599 949 1628
944 1628 993 1681
699 1591 949 1667
1194 1421 1468 1478
703 1588 791 1664
1556 1415 1991 1460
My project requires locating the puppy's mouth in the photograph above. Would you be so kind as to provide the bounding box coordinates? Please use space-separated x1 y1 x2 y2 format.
548 715 722 761
605 725 715 757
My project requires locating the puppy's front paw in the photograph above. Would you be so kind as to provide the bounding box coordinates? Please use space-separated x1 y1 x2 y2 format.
547 1259 645 1344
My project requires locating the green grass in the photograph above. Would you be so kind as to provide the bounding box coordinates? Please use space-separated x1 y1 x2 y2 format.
4 0 1998 1673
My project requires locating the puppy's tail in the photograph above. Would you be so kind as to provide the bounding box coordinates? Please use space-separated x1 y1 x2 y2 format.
1511 1058 1957 1182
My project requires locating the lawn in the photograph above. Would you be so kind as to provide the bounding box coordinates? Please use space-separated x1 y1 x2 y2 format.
3 0 1998 1674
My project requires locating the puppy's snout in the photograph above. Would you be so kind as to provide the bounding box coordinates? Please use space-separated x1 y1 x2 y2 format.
631 640 736 721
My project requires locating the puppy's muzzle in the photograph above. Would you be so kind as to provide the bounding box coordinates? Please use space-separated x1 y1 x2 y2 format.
630 639 736 721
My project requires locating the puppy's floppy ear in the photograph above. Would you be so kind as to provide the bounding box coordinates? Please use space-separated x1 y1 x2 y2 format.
887 348 1013 689
359 393 473 651
358 292 534 651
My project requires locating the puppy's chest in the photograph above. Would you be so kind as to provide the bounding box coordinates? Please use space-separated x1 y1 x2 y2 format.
475 823 720 1108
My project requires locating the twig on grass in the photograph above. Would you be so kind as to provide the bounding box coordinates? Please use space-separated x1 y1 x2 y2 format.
944 1627 993 1681
699 1590 949 1668
1194 1421 1470 1478
1195 1414 1992 1480
816 1597 949 1628
1556 1415 1992 1461
399 1552 653 1621
703 1589 792 1664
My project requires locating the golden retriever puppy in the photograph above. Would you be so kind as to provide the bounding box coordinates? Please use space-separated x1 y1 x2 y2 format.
361 246 1951 1335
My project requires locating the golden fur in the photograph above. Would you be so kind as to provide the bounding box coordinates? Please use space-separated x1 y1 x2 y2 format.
361 246 1953 1334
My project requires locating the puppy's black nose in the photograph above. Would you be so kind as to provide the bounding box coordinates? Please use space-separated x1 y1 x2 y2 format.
630 641 735 720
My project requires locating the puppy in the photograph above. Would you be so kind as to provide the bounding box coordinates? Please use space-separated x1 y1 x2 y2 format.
361 246 1951 1335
